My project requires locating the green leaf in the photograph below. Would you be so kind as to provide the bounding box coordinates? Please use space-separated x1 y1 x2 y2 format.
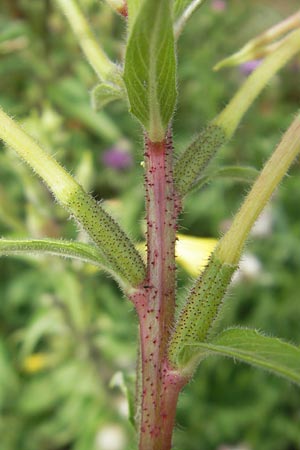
188 328 300 385
192 165 259 192
124 0 176 142
0 238 107 270
174 0 192 17
127 0 142 30
91 83 125 110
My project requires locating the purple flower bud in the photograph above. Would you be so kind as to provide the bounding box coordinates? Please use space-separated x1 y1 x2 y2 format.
102 147 133 170
239 60 262 76
211 0 227 12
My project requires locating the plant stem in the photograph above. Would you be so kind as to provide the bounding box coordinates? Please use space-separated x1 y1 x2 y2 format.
216 113 300 265
131 132 186 450
55 0 120 83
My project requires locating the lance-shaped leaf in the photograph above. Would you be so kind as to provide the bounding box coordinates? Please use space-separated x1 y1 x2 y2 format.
0 107 146 288
186 328 300 385
124 0 176 142
127 0 142 30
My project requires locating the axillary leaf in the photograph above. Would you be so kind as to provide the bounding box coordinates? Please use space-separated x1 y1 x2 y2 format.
124 0 176 142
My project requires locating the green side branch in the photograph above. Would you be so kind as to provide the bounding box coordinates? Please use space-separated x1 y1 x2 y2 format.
169 113 300 375
168 254 236 372
174 28 300 197
216 112 300 265
0 107 146 287
214 10 300 70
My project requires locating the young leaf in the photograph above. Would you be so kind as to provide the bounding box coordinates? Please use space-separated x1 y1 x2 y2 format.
187 328 300 385
91 83 125 111
124 0 176 142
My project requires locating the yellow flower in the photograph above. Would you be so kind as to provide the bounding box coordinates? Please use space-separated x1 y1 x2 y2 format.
176 234 217 276
137 234 218 276
22 353 50 373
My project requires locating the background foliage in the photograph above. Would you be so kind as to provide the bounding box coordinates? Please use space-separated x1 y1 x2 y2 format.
0 1 300 449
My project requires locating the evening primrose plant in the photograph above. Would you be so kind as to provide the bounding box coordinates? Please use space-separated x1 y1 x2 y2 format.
1 1 300 450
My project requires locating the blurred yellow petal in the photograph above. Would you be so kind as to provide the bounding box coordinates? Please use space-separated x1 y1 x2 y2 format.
136 235 217 276
176 234 218 276
22 353 51 373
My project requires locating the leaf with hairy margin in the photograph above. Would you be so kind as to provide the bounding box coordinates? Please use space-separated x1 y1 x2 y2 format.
0 238 128 283
124 0 176 142
191 165 259 192
127 0 142 30
186 328 300 385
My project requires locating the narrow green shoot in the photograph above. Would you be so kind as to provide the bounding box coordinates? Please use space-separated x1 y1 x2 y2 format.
169 113 300 374
55 0 122 85
214 9 300 70
0 107 146 287
216 113 300 265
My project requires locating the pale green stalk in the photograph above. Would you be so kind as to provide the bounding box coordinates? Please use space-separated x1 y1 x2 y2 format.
215 9 300 70
55 0 120 83
0 107 146 287
169 113 300 373
216 113 300 265
174 29 300 196
216 29 300 136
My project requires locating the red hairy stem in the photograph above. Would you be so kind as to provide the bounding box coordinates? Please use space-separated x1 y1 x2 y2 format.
131 132 187 450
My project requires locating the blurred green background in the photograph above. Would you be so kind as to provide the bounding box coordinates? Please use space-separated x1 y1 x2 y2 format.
1 1 300 449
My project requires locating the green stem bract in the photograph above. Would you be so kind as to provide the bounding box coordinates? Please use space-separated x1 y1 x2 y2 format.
174 123 226 196
168 254 236 373
0 107 146 287
174 29 300 197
